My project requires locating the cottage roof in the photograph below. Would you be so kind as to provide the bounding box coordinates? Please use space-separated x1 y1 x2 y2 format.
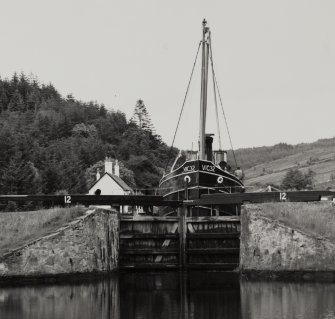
89 172 132 192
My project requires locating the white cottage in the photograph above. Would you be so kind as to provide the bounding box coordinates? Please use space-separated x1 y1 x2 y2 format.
88 157 132 212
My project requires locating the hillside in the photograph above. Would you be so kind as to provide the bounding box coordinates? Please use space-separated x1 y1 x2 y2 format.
0 73 177 208
240 138 335 190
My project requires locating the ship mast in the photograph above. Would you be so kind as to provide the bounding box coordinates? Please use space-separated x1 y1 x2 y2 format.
199 19 210 160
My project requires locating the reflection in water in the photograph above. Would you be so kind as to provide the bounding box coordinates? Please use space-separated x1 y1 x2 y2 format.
0 272 335 319
241 281 335 319
120 272 241 319
0 278 120 319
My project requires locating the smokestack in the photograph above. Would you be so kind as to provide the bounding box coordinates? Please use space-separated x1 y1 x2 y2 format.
105 157 113 174
115 160 120 177
205 134 214 161
96 168 101 180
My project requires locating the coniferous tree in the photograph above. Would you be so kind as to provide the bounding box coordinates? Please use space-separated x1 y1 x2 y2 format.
10 73 19 90
130 99 155 133
1 153 41 194
26 88 41 111
0 88 7 112
18 73 30 101
8 89 25 112
41 160 62 194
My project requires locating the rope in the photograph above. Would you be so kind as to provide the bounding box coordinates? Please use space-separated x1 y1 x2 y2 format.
214 73 238 168
163 42 202 173
209 42 239 168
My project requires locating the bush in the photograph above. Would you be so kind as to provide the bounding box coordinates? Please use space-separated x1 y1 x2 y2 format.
281 168 315 190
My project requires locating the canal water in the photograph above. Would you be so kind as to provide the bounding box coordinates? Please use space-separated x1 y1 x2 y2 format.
1 271 335 319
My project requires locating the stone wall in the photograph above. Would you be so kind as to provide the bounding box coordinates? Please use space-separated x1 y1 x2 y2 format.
240 205 335 272
0 208 119 279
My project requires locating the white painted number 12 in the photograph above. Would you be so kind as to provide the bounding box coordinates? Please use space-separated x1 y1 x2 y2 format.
279 192 287 201
64 195 71 204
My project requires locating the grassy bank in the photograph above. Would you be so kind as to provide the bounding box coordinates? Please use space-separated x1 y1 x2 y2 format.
0 206 86 256
256 202 335 242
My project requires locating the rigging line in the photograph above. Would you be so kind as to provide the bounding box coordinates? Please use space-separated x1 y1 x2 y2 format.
213 71 238 168
163 41 202 173
214 71 238 168
209 46 239 168
208 33 222 150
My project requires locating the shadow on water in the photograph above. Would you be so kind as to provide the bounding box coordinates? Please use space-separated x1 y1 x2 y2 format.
1 271 335 319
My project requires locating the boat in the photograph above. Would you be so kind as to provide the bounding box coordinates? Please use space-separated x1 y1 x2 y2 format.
159 20 244 216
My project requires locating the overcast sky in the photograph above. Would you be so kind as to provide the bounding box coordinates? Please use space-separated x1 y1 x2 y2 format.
1 0 334 150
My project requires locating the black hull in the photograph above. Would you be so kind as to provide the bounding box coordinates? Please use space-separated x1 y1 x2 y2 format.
159 159 244 216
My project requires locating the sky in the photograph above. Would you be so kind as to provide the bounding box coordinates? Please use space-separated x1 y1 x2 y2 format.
1 0 335 150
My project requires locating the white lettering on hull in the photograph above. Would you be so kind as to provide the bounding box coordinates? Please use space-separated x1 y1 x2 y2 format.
201 165 215 172
183 165 195 172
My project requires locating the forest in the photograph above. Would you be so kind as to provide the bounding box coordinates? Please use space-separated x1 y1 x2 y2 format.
0 73 177 199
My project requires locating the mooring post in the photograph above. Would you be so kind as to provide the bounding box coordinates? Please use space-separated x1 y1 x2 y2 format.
178 206 183 269
117 208 121 270
178 205 187 269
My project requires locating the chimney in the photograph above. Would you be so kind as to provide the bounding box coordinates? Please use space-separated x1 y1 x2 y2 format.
96 168 101 180
115 159 120 177
105 157 113 174
205 134 214 162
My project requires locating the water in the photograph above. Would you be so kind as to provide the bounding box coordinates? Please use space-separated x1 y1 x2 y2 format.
1 272 335 319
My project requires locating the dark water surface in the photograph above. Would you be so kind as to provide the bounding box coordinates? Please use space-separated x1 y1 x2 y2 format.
1 272 335 319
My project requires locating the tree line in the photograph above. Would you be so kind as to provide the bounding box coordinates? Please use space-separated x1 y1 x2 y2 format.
0 73 177 207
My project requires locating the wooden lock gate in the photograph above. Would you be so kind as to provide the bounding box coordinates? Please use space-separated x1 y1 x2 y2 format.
119 210 240 270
